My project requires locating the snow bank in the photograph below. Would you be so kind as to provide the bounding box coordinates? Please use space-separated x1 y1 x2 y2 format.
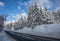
18 24 60 39
0 31 15 41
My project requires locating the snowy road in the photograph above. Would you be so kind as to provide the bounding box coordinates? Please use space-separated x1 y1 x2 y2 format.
0 31 16 41
5 30 60 41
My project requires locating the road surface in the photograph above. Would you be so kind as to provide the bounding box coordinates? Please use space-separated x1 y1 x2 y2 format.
0 31 16 41
5 30 60 41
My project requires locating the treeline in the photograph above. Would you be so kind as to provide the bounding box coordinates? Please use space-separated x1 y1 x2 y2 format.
5 2 60 30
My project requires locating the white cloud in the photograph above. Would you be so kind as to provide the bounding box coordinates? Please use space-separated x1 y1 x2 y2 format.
55 7 60 12
37 0 52 8
5 14 21 25
5 21 15 25
55 0 60 6
22 12 26 16
15 14 21 19
6 11 27 24
17 6 21 10
0 1 4 7
8 13 21 20
18 0 52 9
21 11 27 19
29 0 52 9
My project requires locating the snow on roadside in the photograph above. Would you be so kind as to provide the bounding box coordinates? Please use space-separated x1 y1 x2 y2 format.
18 23 60 39
0 31 16 41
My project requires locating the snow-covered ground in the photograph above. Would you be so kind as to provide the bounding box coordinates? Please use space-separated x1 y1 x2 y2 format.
15 23 60 39
0 31 16 41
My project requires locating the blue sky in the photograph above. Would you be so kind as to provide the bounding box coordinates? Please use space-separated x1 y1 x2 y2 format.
0 0 60 23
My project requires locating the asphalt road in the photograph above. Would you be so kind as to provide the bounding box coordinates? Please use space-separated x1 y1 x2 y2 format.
5 30 60 41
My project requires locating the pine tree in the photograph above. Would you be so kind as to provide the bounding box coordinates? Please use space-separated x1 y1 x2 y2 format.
53 9 60 23
27 1 54 29
27 4 34 27
27 1 43 29
43 6 52 24
31 1 40 28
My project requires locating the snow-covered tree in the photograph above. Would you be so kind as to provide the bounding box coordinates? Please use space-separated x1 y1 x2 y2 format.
27 4 34 27
5 1 60 30
27 1 54 29
53 9 60 23
13 14 27 30
6 22 13 30
42 6 53 24
27 2 44 29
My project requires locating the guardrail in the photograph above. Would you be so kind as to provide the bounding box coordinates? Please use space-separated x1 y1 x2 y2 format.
5 30 60 41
